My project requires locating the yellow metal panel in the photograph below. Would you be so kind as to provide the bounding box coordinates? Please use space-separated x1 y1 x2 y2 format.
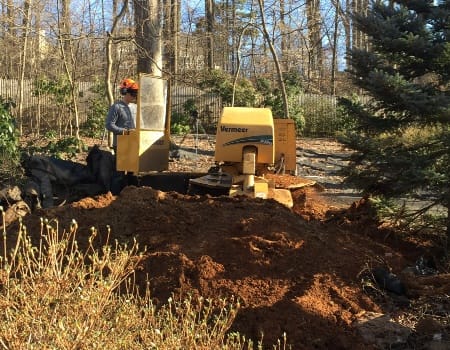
215 107 275 164
254 181 269 199
274 119 297 173
116 130 170 173
138 130 169 172
116 131 139 173
221 107 273 125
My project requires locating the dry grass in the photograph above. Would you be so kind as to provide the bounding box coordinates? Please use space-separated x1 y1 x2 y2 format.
0 209 260 350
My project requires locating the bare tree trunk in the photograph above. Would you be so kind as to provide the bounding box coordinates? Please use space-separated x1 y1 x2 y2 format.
17 0 32 136
331 0 339 95
362 0 369 51
307 0 322 81
106 0 129 106
60 0 72 73
232 23 250 107
344 0 351 68
351 0 358 50
134 0 163 76
164 0 179 76
224 0 231 72
206 0 214 70
352 0 369 51
256 0 289 119
58 0 81 144
133 0 164 122
172 0 179 75
6 0 15 35
32 3 44 136
280 0 288 72
352 0 362 49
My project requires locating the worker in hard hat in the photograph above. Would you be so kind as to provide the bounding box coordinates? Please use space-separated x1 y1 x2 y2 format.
105 78 139 152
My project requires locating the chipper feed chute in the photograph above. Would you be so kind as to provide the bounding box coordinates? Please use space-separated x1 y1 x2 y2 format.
188 107 315 208
116 74 170 173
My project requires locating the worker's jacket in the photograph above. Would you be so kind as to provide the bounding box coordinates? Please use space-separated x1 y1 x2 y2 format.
105 101 136 148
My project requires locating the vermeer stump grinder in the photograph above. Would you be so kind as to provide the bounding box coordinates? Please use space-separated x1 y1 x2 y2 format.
188 107 314 208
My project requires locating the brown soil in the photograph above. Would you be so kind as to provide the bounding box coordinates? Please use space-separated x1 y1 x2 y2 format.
4 136 449 349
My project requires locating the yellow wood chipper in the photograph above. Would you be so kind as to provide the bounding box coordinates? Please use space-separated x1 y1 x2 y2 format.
188 106 300 207
115 74 315 208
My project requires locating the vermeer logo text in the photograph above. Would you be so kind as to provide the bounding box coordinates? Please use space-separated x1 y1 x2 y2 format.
220 126 248 132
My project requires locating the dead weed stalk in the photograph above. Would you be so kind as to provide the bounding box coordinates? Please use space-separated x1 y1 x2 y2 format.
0 209 248 349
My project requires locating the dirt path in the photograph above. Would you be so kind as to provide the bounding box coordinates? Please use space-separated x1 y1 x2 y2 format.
296 138 362 207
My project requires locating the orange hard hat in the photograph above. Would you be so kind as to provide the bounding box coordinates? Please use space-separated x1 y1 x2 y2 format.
119 78 139 94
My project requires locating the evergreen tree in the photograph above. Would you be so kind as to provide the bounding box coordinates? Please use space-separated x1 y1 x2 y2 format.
339 1 450 240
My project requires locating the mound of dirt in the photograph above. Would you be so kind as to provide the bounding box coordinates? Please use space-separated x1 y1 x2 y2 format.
3 137 449 349
5 183 448 349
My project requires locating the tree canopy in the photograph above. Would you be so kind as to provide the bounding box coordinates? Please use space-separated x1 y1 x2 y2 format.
339 0 450 237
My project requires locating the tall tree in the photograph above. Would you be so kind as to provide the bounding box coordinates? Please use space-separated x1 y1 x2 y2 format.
343 0 352 68
134 0 163 75
17 0 32 135
306 0 323 80
256 0 289 118
351 0 368 51
105 0 129 106
331 0 339 95
340 1 450 240
205 0 214 70
57 0 83 141
163 0 180 76
279 0 289 72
